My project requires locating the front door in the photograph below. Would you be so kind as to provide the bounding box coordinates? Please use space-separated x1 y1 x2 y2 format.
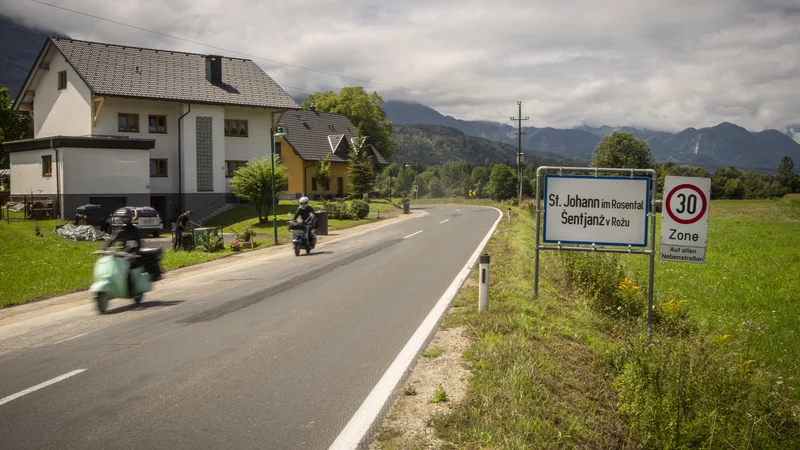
150 196 167 228
337 177 344 198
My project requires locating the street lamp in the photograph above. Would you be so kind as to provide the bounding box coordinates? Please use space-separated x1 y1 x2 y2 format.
270 125 287 245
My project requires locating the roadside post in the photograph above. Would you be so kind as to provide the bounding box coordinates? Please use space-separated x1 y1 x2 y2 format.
659 176 711 264
533 166 658 334
479 253 490 312
508 207 511 224
413 184 419 200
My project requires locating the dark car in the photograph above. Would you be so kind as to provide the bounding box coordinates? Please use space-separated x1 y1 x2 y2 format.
105 206 163 236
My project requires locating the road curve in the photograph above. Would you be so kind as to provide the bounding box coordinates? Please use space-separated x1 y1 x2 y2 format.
0 205 499 450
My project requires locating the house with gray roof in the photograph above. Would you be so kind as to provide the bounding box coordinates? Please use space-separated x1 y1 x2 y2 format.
273 107 387 198
2 37 300 224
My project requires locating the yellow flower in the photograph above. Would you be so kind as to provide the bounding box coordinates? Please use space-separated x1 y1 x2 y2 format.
716 334 731 342
743 359 757 366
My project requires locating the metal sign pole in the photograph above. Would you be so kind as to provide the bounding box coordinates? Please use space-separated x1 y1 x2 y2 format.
533 166 543 297
646 170 657 335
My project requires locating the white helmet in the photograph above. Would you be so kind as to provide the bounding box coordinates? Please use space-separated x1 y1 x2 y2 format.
299 196 309 207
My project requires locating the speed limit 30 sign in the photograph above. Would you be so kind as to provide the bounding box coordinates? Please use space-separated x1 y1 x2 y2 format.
660 176 711 263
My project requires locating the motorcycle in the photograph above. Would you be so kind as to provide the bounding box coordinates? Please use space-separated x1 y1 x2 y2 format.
89 248 163 313
288 219 316 256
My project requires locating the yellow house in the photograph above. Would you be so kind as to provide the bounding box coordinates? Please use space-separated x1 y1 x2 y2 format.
275 108 388 198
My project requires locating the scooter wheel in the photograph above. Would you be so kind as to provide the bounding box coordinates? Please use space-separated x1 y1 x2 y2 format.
133 294 143 304
294 243 300 256
96 293 109 313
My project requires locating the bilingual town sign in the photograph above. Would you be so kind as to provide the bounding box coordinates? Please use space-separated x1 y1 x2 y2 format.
533 167 711 335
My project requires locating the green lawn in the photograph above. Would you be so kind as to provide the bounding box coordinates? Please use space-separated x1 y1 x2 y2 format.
0 220 103 307
0 220 236 307
624 198 800 384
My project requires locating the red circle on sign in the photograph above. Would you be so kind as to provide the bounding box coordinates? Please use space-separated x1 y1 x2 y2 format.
665 184 707 225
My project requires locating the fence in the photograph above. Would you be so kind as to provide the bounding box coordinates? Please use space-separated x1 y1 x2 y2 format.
3 195 57 223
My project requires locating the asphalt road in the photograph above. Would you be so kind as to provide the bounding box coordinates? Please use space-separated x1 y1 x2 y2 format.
0 205 499 450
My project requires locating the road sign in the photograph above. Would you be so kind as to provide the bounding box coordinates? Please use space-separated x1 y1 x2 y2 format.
413 185 418 192
543 175 651 247
659 176 711 263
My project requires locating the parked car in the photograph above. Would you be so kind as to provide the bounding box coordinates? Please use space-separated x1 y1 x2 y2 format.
104 206 163 237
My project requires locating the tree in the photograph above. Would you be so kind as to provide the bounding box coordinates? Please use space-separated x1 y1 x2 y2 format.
395 165 417 196
229 156 289 223
429 177 445 198
487 164 517 200
777 156 797 191
315 153 332 191
347 149 375 196
1 86 33 169
724 178 746 199
301 86 395 158
471 166 489 187
590 131 655 170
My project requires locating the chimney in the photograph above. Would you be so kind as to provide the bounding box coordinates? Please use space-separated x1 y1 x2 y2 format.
205 55 222 85
309 103 316 112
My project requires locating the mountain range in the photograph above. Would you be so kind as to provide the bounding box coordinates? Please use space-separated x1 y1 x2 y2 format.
2 15 798 172
382 101 800 172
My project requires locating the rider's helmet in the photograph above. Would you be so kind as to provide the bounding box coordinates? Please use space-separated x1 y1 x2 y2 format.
299 196 309 208
113 207 135 226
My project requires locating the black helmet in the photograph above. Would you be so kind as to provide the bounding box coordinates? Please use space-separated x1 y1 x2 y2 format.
113 207 135 226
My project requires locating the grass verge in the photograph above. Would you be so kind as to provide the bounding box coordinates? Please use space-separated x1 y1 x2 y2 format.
378 198 799 449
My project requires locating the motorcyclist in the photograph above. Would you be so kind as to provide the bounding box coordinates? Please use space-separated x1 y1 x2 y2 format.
104 207 142 253
292 197 316 244
103 207 162 284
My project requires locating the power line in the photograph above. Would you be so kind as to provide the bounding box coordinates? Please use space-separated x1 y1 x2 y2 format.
26 0 518 104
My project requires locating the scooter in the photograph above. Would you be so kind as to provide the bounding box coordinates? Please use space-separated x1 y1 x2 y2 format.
288 219 316 256
89 248 163 313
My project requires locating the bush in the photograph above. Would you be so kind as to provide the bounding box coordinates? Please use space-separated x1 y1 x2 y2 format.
197 230 223 252
233 225 255 242
321 199 355 220
350 199 370 219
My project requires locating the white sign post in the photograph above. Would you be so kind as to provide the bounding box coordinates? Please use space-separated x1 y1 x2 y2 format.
659 176 711 263
543 175 651 247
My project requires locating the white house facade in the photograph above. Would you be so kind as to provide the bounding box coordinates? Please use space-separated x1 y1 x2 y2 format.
3 37 299 224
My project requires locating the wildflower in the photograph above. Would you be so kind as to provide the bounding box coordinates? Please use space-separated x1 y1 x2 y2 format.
743 359 757 366
716 334 731 342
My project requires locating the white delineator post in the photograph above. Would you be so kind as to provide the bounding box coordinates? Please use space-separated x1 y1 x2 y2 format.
507 207 511 224
479 253 490 312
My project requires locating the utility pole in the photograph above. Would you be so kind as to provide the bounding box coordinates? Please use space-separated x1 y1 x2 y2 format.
510 101 529 205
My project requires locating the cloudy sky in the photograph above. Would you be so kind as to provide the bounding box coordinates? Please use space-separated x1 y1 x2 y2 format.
2 0 799 135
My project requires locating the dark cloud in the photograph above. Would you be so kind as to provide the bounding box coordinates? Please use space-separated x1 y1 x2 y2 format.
2 0 798 135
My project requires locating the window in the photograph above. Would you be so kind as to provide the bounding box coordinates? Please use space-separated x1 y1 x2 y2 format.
312 177 318 191
275 141 282 160
118 113 139 132
57 71 66 90
148 115 167 133
226 160 247 177
224 119 248 137
150 158 168 177
42 155 52 177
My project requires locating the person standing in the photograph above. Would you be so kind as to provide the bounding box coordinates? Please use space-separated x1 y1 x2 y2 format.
173 210 200 250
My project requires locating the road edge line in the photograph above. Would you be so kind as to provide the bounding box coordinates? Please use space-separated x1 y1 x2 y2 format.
328 206 503 450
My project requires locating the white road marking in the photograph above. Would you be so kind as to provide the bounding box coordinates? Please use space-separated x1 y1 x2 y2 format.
0 369 88 407
403 230 423 239
439 219 450 224
328 207 503 450
53 332 89 345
